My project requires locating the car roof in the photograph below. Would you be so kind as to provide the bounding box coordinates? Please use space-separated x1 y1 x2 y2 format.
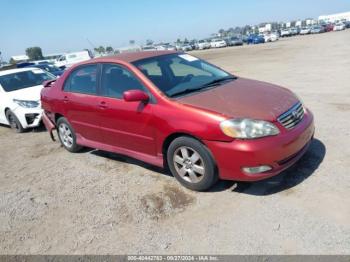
91 50 178 64
0 67 39 76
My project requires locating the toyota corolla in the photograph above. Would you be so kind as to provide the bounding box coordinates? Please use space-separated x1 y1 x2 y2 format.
41 51 314 191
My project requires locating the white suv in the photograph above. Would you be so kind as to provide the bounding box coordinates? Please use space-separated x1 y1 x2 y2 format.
0 68 55 132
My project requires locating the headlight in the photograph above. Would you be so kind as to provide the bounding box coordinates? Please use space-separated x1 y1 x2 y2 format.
220 118 280 139
13 99 40 108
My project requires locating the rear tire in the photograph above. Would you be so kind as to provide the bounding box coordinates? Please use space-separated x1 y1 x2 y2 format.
167 136 218 191
56 117 82 153
6 110 24 133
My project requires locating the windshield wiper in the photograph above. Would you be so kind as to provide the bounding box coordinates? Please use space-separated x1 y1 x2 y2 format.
169 76 237 98
201 76 237 88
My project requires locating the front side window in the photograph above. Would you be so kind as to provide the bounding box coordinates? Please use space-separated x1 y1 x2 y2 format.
133 53 234 97
65 65 97 95
0 69 55 92
101 64 146 99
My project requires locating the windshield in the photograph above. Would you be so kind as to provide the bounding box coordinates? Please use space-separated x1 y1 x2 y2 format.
132 53 234 97
0 69 55 92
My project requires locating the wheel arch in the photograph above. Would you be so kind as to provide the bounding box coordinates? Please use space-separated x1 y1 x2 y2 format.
162 132 210 167
3 107 11 123
54 113 64 124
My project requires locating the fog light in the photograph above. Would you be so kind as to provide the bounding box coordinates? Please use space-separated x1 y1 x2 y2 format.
242 165 272 174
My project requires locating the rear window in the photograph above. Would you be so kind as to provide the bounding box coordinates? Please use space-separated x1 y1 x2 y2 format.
0 70 55 92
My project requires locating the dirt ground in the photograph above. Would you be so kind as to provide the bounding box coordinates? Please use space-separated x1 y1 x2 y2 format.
1 30 350 255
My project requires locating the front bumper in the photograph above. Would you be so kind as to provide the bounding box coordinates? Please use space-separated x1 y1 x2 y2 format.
204 109 315 181
12 106 43 129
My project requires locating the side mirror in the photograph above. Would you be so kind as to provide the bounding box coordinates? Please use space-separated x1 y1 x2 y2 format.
43 79 57 88
123 90 149 102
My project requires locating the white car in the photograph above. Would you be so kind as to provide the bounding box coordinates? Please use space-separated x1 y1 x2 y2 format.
333 23 345 31
155 44 176 51
210 39 227 48
55 51 91 69
0 68 55 132
197 40 211 50
300 27 311 35
263 32 279 42
280 29 291 37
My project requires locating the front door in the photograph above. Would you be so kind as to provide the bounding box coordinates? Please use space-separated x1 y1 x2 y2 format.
97 63 156 156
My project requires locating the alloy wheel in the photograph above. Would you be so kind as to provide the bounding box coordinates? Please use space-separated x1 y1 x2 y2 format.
173 146 206 183
58 123 73 148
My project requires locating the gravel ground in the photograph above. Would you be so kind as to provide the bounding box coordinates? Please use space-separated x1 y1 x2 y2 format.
0 30 350 255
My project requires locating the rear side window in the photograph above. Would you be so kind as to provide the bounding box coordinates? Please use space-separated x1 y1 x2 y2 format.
101 64 146 99
64 65 97 95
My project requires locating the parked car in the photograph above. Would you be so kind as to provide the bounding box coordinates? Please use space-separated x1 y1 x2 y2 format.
41 51 314 191
225 36 244 46
323 23 334 32
262 33 279 42
344 21 350 29
189 41 198 50
55 51 92 69
24 63 64 77
142 45 157 51
0 68 55 132
310 25 325 34
179 43 193 51
280 29 291 37
155 44 176 51
247 34 265 44
210 38 227 48
333 23 346 31
299 27 311 35
197 40 211 50
290 28 299 36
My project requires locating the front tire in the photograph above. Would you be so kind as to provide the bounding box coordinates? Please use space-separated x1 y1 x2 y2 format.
56 117 82 153
6 110 24 133
167 137 218 191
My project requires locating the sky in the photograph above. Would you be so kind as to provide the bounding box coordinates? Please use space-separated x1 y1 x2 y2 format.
1 0 350 61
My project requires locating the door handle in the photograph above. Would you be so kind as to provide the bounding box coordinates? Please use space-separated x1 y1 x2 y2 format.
99 101 108 109
63 96 69 103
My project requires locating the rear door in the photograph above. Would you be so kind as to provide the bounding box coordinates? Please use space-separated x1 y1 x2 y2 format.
61 64 104 143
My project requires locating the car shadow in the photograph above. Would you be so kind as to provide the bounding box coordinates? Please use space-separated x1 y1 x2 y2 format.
90 150 172 177
0 123 47 133
209 138 326 195
31 124 48 133
84 138 325 195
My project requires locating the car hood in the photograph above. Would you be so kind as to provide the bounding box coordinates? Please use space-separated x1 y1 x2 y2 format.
6 85 43 101
176 78 299 121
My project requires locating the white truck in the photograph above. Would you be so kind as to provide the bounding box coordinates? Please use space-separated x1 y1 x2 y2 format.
55 51 92 69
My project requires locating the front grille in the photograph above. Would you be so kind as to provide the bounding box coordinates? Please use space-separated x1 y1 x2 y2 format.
277 102 305 129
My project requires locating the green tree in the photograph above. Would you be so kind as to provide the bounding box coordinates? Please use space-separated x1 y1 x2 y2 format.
218 28 226 37
106 46 114 53
94 46 105 54
25 47 43 60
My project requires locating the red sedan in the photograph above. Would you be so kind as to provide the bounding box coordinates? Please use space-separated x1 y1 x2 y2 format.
41 51 314 191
